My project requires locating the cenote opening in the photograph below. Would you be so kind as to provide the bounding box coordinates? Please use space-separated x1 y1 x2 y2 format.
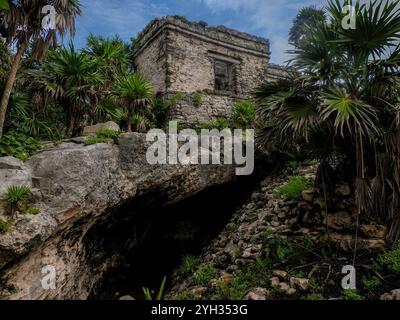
86 162 272 300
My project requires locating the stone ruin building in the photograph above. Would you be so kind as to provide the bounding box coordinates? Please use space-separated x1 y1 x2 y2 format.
133 16 286 127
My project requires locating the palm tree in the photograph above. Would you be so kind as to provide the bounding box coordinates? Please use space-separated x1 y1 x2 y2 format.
112 73 153 132
83 34 131 123
256 0 400 241
0 0 81 138
288 6 326 47
27 44 102 136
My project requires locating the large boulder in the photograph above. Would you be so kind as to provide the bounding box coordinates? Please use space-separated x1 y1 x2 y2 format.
0 157 32 199
0 133 236 300
82 121 120 136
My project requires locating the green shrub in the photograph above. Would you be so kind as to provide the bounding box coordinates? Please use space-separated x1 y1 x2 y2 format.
195 263 219 286
362 276 381 291
378 242 400 274
0 219 12 234
0 131 41 161
4 185 30 216
341 289 364 300
84 136 109 146
193 91 203 108
303 293 325 300
276 176 313 201
231 100 256 129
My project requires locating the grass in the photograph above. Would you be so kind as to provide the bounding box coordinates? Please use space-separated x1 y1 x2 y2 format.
195 263 219 286
0 219 12 233
142 276 167 300
170 290 198 300
175 255 200 276
362 276 381 291
378 241 400 274
276 176 313 201
213 258 271 300
83 136 109 146
95 129 121 141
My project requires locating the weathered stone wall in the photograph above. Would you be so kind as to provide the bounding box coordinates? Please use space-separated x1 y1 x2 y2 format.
165 29 269 96
134 30 167 92
163 92 241 127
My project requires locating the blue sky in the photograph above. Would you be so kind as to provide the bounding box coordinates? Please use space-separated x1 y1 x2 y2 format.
71 0 324 64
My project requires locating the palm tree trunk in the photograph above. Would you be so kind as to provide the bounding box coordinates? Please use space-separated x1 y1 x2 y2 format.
127 111 132 132
0 42 27 139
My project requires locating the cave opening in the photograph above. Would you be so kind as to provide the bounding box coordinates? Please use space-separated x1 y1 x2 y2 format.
86 163 271 300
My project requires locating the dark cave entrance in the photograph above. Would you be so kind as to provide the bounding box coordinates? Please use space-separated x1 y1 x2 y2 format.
86 161 272 300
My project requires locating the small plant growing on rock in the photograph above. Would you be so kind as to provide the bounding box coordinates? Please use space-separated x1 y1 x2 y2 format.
142 276 166 300
95 129 121 141
83 136 109 146
231 100 256 129
197 118 229 131
23 207 40 215
276 176 313 201
4 185 30 218
0 219 12 234
193 91 203 108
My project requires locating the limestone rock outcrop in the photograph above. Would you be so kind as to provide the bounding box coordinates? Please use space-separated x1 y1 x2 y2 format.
0 133 236 299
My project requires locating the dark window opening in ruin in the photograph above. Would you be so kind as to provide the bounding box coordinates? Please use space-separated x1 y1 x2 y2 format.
214 59 234 93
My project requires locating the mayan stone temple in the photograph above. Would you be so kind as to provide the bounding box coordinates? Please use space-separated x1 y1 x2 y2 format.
134 16 286 126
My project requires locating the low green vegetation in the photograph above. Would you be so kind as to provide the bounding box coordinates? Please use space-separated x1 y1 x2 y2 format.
95 129 121 141
341 289 365 301
276 176 313 201
142 276 166 300
213 258 271 300
231 100 256 129
23 207 41 215
362 276 381 291
0 219 12 234
378 241 400 274
198 118 229 131
83 136 109 146
195 263 219 286
3 185 40 218
175 255 200 276
303 293 325 300
4 185 30 217
193 91 203 108
0 131 41 161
